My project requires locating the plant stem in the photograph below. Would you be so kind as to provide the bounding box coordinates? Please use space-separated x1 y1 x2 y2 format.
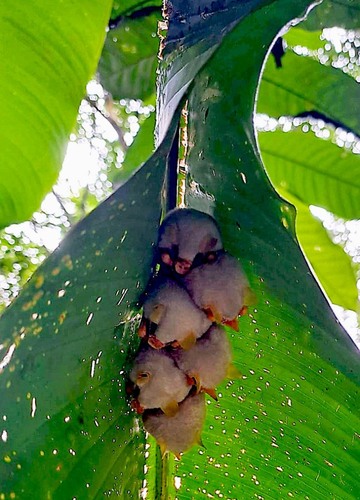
164 125 179 213
155 448 175 500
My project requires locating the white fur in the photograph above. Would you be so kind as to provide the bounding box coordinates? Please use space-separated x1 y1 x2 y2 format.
130 349 190 410
143 393 206 455
183 252 249 321
143 279 212 344
174 325 231 389
158 208 223 263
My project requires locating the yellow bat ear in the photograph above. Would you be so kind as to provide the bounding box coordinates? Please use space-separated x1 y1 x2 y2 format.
178 331 197 350
149 303 166 324
136 371 151 386
162 400 179 417
226 363 242 380
244 287 257 306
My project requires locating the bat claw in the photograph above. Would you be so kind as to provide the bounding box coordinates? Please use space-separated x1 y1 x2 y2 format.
239 306 248 317
223 317 239 331
202 387 218 401
138 318 147 338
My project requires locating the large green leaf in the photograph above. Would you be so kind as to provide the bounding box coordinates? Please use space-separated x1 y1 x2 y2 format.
301 0 360 30
155 0 360 497
277 189 358 311
258 49 360 134
283 27 325 50
98 12 160 102
258 129 360 220
113 112 156 185
110 0 161 21
1 0 360 498
0 119 178 498
0 0 113 228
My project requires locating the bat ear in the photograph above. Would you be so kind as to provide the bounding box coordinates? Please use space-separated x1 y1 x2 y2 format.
149 303 166 324
199 234 218 253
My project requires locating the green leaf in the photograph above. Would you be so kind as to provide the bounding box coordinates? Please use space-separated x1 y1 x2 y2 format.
1 0 360 497
283 27 325 50
98 13 160 102
258 128 360 220
258 49 360 135
302 0 360 30
110 0 161 20
157 0 360 496
278 190 358 311
0 119 178 498
113 112 156 185
0 0 113 228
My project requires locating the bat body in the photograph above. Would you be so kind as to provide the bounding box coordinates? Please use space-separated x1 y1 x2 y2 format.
173 325 234 399
158 208 223 275
129 347 192 416
143 392 206 458
141 278 212 349
183 252 253 330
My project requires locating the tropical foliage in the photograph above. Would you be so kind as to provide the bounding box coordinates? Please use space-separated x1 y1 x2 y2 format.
0 0 359 498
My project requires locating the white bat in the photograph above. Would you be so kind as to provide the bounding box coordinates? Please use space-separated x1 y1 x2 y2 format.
157 208 223 275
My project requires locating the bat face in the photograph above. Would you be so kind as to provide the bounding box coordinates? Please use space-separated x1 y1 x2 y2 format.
158 208 223 275
142 392 206 458
140 278 212 348
129 348 192 415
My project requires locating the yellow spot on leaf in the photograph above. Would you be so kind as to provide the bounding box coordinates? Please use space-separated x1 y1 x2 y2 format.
52 267 61 276
61 255 73 270
33 327 42 336
35 274 44 289
59 312 67 325
33 291 43 302
95 250 101 256
4 455 11 463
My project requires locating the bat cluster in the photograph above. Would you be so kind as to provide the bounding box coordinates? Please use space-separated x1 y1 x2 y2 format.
127 208 253 459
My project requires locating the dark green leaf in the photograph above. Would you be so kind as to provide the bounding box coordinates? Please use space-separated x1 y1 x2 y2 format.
302 0 360 30
0 120 178 498
110 0 161 21
156 0 360 496
0 0 113 228
98 13 160 102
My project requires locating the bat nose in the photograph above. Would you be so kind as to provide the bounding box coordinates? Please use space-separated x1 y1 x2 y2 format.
175 258 192 275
